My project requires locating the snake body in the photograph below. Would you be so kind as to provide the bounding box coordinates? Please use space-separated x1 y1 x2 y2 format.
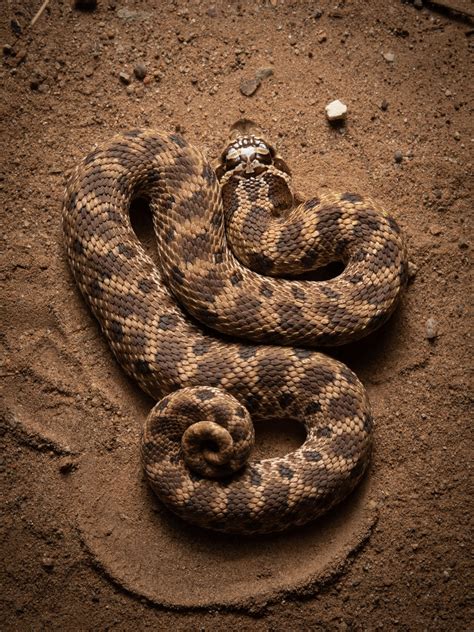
63 126 407 534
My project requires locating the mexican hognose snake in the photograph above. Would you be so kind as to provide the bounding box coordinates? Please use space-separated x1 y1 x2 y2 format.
63 124 407 534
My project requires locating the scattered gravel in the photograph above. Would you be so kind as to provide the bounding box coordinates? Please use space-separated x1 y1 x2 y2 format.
325 99 347 121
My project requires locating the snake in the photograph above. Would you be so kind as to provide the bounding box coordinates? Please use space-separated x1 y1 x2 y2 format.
62 121 408 534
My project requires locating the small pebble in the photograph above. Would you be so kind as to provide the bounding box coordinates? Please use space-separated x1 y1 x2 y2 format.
313 9 323 19
207 5 217 17
414 0 423 8
119 71 131 85
255 67 274 82
407 261 418 280
58 457 78 474
429 224 443 236
453 131 460 141
458 238 469 250
41 556 55 571
394 150 403 164
10 19 22 36
425 317 438 341
380 99 389 111
3 43 13 56
383 52 395 63
325 99 347 121
318 32 327 43
445 89 452 97
133 63 147 81
240 77 260 97
288 34 297 46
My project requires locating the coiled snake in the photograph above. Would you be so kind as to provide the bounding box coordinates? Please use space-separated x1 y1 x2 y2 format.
63 123 407 534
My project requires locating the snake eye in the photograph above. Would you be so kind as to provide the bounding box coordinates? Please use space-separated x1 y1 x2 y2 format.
255 146 272 164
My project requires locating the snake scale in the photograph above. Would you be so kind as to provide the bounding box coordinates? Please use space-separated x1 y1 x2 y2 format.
63 123 408 534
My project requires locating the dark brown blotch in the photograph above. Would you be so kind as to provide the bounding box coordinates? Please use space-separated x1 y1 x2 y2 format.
275 220 304 255
341 192 362 204
158 313 179 330
279 463 294 480
238 345 259 360
304 198 320 210
291 285 306 301
135 359 151 375
138 278 156 294
109 320 124 341
247 252 274 274
117 243 136 259
259 282 273 298
278 391 295 409
304 450 322 462
305 400 322 415
327 390 360 421
202 162 217 185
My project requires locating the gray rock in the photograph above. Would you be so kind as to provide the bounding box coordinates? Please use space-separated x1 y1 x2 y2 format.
240 77 260 97
425 317 438 341
255 67 274 82
394 150 403 164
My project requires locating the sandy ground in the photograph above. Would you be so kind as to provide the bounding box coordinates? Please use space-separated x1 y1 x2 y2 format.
1 0 473 629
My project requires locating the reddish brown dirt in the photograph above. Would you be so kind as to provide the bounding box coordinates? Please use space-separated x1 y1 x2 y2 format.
1 0 473 629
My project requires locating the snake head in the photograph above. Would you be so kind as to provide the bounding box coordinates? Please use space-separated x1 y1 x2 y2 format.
215 119 291 180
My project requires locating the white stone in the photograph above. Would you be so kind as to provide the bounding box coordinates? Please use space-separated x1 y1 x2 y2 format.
325 99 347 121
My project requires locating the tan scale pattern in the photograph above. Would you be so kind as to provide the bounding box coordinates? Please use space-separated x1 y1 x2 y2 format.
62 128 407 534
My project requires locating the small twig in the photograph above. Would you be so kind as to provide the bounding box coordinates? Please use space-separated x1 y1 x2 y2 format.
30 0 50 28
